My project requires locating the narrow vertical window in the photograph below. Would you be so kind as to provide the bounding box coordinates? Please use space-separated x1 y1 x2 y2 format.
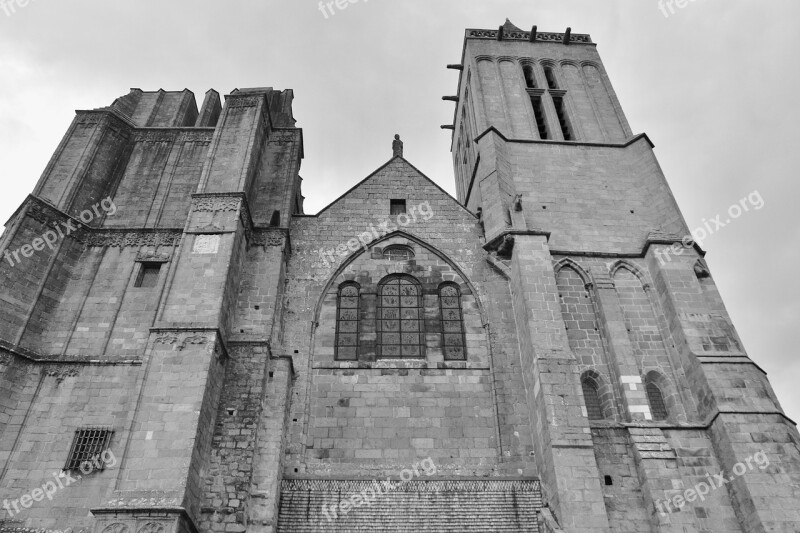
552 96 573 141
646 382 668 421
335 283 360 361
523 65 537 88
530 96 549 140
581 378 603 420
378 275 423 358
544 66 558 89
439 283 466 360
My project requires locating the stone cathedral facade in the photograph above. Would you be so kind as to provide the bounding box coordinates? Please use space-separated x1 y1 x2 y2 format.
0 18 799 533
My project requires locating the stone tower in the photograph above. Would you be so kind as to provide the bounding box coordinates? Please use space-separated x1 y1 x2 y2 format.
0 19 798 533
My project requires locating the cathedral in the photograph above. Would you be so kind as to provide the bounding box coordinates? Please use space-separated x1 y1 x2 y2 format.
0 19 799 533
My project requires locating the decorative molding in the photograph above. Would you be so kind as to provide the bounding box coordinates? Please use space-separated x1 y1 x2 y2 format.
282 478 542 493
100 524 130 533
467 28 592 43
192 195 242 213
154 331 216 353
87 231 182 248
178 130 213 144
136 523 166 533
133 131 176 143
226 96 261 108
251 228 287 248
43 365 81 382
136 250 171 263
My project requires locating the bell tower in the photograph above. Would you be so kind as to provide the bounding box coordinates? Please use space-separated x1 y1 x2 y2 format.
443 19 800 532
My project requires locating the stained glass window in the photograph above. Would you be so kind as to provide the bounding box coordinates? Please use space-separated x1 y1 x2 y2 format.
378 275 424 358
335 283 360 361
439 284 466 360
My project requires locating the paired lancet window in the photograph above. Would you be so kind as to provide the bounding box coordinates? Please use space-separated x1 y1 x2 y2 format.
523 63 573 141
334 276 467 361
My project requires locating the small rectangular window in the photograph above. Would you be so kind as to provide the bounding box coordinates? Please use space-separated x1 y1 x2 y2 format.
65 428 113 472
135 263 161 288
390 199 407 216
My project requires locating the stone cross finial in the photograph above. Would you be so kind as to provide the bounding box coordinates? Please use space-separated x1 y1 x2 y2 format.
392 134 403 158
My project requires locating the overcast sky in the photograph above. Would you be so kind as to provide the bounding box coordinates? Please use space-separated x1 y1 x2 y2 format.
1 0 799 421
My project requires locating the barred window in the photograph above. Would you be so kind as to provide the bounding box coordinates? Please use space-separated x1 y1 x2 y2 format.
439 283 466 360
646 382 668 421
378 275 424 358
65 427 113 472
383 245 415 262
581 378 604 420
335 283 360 361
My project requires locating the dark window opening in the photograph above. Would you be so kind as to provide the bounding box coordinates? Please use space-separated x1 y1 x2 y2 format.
390 199 407 216
335 283 360 361
523 65 537 88
65 428 113 472
604 475 613 486
552 96 573 141
135 263 161 288
530 96 549 140
544 66 558 89
646 382 668 421
582 378 604 420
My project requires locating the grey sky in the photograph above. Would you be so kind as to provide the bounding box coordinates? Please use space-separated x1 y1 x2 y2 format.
1 0 798 421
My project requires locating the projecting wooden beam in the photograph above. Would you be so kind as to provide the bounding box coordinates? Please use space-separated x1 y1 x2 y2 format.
441 125 455 130
442 96 459 102
447 64 464 70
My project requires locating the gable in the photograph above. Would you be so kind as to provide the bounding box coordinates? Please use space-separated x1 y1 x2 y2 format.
311 156 475 221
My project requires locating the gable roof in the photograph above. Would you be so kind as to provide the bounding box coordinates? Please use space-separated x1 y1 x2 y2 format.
308 156 476 219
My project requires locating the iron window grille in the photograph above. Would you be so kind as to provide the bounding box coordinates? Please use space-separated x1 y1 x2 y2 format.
382 245 415 262
64 427 113 472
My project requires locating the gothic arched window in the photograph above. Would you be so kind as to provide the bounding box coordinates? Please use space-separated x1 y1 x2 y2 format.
378 275 424 358
646 381 668 421
335 282 360 361
439 283 466 360
581 377 604 420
